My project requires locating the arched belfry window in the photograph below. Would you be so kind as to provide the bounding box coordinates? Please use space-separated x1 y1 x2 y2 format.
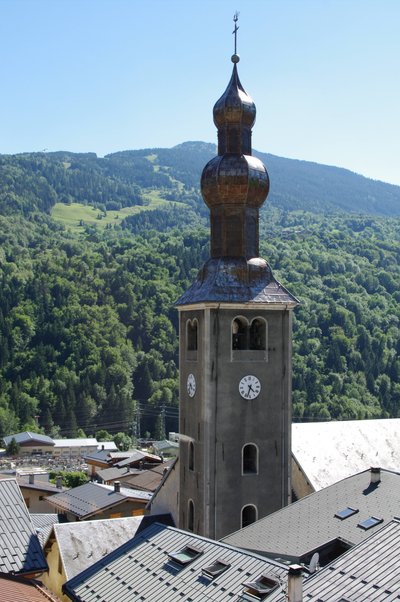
186 319 198 361
187 319 198 351
249 318 266 350
241 504 257 528
188 499 194 532
232 317 248 350
189 441 194 471
232 316 268 361
242 443 258 474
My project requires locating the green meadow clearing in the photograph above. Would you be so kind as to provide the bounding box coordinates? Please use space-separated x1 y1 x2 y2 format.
51 192 173 232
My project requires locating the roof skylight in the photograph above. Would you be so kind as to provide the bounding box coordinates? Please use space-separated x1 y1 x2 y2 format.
334 507 359 520
357 516 383 530
202 559 231 578
168 545 203 566
241 574 279 600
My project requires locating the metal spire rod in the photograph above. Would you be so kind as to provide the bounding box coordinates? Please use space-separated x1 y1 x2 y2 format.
233 11 239 55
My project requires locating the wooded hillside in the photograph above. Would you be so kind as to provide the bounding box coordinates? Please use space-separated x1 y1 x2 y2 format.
0 143 399 440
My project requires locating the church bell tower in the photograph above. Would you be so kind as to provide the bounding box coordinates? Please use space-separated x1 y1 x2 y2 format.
176 18 298 540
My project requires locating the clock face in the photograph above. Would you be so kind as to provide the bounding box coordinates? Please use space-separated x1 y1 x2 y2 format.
239 375 261 400
187 373 196 398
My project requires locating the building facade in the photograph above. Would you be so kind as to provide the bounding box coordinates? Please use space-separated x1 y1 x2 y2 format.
176 44 298 539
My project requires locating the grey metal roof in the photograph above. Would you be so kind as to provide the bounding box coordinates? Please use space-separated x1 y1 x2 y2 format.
51 516 144 580
46 481 152 519
176 257 299 306
0 478 47 575
53 438 98 448
31 514 60 548
2 431 54 447
83 449 110 464
115 450 162 468
300 518 400 601
63 522 289 602
222 468 400 563
292 418 400 491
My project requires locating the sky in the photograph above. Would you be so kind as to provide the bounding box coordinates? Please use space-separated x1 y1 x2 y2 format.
1 0 399 185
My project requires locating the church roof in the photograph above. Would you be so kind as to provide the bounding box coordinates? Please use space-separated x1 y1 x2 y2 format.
176 257 299 306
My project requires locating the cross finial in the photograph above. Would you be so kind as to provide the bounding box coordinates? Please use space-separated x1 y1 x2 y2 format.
232 11 239 55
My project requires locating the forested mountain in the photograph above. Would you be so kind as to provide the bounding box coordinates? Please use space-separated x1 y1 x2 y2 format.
0 143 399 441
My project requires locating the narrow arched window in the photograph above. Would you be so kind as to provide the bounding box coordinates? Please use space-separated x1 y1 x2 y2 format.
232 317 247 350
188 499 194 532
249 318 266 350
187 320 198 351
189 441 194 471
242 443 258 474
242 505 257 528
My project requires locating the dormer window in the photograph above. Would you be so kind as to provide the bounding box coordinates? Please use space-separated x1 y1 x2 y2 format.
168 545 203 566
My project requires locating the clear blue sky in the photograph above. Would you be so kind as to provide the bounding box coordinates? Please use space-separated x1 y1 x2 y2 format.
1 0 399 185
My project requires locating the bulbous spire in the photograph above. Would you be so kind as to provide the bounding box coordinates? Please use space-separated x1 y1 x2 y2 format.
200 45 269 258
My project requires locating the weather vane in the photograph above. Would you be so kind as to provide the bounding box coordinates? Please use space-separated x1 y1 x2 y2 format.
233 11 239 55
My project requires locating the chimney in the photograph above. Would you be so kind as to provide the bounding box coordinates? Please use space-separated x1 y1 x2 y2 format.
114 481 121 493
56 476 63 489
29 474 34 485
101 444 104 450
287 564 303 602
370 467 381 484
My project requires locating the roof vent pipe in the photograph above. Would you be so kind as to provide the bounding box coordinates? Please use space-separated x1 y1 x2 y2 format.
370 467 381 484
114 481 121 493
29 473 34 485
287 564 303 602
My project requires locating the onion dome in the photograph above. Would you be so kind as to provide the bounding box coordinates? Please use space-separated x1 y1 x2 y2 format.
200 54 270 259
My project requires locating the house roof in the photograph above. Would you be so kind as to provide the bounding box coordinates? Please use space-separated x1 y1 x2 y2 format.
53 438 98 448
2 431 54 447
152 439 179 452
0 478 47 575
0 574 61 602
45 481 152 519
222 467 400 564
299 518 400 601
49 516 145 580
63 522 289 602
97 441 118 451
83 449 111 464
31 514 60 548
17 474 65 493
115 450 162 468
292 418 400 491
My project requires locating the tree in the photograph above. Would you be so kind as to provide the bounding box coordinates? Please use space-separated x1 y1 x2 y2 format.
6 437 20 456
49 470 88 488
113 432 132 451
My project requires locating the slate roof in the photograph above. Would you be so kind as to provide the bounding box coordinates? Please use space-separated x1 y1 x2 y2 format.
2 431 54 447
222 467 400 564
0 574 61 602
49 516 145 580
0 478 47 575
299 518 400 601
63 522 289 602
292 418 400 491
45 481 152 519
